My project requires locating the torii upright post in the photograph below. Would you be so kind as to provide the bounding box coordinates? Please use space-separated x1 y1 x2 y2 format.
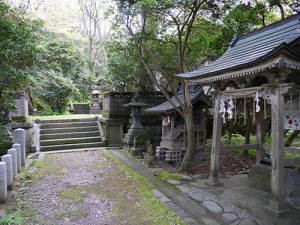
207 92 223 187
265 85 289 216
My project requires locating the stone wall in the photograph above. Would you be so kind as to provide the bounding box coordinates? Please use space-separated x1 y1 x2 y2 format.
9 92 29 117
100 91 166 146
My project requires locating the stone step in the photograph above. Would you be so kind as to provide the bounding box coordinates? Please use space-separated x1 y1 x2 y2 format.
40 126 99 134
40 121 98 129
40 142 104 152
40 137 101 146
40 131 100 140
37 118 97 124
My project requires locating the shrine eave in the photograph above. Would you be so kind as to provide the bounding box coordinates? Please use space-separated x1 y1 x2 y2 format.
145 87 211 114
177 13 300 83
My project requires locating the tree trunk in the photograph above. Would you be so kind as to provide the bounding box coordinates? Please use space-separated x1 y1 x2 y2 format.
179 80 195 171
179 108 195 171
285 130 300 147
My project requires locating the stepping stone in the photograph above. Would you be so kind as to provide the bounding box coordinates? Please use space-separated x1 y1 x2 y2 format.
166 179 181 185
202 200 223 214
187 190 205 203
181 175 193 181
152 189 163 198
221 212 238 224
176 185 191 194
192 174 209 179
238 218 258 225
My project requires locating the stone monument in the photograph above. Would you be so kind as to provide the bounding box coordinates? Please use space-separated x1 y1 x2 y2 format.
123 98 149 157
90 90 102 114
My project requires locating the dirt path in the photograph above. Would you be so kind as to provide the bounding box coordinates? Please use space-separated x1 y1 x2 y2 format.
4 150 184 225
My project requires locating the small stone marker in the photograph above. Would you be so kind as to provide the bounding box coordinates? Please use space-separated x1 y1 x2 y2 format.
7 148 17 179
1 155 13 190
0 162 7 203
12 143 21 173
13 128 26 167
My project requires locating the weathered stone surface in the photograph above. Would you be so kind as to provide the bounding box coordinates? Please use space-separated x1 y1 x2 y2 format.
248 164 271 192
13 128 26 167
221 212 238 224
238 218 257 225
0 162 7 203
192 173 209 180
181 175 193 181
166 179 181 185
187 189 205 203
7 148 17 178
202 200 223 214
12 144 21 173
1 155 13 190
176 185 191 194
152 189 163 198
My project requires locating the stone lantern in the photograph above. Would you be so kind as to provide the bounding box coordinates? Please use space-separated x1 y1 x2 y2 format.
123 101 150 157
90 90 101 114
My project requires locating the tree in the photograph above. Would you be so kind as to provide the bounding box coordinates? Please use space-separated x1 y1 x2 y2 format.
113 0 223 171
0 2 41 112
79 0 112 75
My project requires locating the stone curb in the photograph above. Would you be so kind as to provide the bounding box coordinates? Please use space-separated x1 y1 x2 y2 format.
151 189 197 225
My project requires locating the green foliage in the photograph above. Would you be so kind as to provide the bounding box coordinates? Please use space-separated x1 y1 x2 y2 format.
31 70 78 114
0 2 41 112
0 212 24 225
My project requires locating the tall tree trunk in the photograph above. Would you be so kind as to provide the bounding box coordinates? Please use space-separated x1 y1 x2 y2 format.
179 81 195 171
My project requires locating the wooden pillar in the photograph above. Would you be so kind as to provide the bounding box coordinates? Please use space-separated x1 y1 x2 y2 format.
207 92 223 187
256 98 265 164
265 85 289 216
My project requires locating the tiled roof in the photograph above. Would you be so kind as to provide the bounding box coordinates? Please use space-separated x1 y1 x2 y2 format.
177 13 300 80
145 86 210 113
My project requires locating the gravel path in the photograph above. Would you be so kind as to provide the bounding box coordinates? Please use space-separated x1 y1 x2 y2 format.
26 151 114 225
5 150 184 225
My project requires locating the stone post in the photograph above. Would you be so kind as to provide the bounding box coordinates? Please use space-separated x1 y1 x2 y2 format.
1 155 13 190
207 92 223 187
7 149 17 179
12 144 21 173
0 162 7 203
13 128 26 167
265 85 289 216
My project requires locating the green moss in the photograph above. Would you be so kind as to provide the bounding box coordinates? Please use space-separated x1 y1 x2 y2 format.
58 186 84 203
102 151 185 225
154 170 184 182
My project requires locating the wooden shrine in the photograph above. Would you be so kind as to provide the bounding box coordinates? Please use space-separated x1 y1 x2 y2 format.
177 14 300 216
146 86 210 162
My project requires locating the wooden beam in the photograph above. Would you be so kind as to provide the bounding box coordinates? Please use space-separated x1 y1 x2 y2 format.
263 144 300 154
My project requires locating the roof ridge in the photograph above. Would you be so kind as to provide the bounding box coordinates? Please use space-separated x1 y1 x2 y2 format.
237 13 300 42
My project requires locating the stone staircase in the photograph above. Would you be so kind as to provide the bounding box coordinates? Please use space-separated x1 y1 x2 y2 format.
38 118 105 152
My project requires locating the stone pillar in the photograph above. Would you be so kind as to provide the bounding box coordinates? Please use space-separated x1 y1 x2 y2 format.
7 149 17 179
13 144 21 173
265 85 289 216
256 98 265 164
0 162 7 203
1 155 13 190
13 128 26 167
207 92 223 187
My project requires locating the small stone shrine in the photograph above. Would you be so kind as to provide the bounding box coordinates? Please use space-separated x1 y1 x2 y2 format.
146 86 210 163
123 100 149 157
